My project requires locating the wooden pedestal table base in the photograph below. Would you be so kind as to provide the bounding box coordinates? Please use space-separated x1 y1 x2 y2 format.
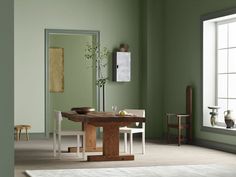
61 111 145 161
87 124 134 161
68 123 102 153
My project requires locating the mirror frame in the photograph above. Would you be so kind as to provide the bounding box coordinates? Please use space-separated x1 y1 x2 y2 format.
44 29 100 137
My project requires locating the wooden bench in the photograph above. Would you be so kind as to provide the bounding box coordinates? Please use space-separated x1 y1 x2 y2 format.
14 125 31 141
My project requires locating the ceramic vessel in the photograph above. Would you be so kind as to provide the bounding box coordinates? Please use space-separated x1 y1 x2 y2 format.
208 106 220 126
210 112 217 126
224 110 235 128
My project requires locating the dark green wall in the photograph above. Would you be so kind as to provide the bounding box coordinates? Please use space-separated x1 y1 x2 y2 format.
141 0 165 138
0 0 14 176
163 0 236 144
143 0 236 143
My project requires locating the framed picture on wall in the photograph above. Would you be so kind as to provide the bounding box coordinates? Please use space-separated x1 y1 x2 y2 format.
49 47 64 92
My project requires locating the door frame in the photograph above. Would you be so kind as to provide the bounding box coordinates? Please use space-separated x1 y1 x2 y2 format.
44 29 100 137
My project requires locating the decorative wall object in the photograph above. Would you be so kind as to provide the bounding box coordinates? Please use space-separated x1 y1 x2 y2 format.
49 48 64 92
113 52 131 82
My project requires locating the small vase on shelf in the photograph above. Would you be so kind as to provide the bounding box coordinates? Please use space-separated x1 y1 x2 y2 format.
208 106 220 126
224 110 235 128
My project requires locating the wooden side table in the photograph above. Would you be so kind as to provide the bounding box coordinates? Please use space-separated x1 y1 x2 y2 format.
14 125 31 141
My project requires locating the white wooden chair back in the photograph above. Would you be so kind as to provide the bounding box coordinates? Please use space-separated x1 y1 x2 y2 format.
53 110 86 159
124 109 145 128
121 109 146 154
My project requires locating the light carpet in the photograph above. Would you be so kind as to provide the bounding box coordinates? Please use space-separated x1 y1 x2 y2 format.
25 164 236 177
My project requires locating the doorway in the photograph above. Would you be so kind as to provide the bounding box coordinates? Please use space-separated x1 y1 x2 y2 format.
45 29 100 137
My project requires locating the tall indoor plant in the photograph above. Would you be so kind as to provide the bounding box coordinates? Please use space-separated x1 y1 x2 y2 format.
84 43 110 111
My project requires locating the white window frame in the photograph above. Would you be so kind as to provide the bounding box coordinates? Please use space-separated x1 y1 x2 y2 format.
215 19 236 126
202 10 236 133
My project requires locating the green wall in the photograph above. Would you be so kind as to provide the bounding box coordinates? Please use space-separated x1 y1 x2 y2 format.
14 0 142 133
143 0 236 143
163 0 236 145
0 0 14 176
14 0 236 144
6 0 236 175
49 34 95 131
141 0 165 138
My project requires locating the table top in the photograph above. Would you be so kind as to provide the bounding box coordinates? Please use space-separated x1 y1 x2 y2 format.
62 111 146 123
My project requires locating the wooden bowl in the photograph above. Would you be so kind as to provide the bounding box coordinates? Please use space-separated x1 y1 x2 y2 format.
71 107 95 114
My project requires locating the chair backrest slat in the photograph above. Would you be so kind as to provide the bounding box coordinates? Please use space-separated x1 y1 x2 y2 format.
124 109 145 127
186 86 192 116
124 109 145 118
186 85 193 143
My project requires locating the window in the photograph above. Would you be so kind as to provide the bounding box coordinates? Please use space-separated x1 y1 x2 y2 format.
217 20 236 123
202 11 236 130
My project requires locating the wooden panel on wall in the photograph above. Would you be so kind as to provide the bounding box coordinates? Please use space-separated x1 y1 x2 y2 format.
49 48 64 92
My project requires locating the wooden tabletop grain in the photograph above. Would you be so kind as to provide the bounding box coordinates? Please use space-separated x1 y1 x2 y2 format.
62 111 146 123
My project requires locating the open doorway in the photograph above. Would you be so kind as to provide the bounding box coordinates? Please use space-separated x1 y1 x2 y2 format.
45 29 100 136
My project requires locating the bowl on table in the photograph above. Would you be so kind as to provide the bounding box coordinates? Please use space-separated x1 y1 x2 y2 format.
71 107 95 114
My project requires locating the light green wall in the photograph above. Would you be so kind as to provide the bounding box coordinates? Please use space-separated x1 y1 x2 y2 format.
14 0 236 144
163 0 236 145
0 0 14 176
49 34 94 131
14 0 142 133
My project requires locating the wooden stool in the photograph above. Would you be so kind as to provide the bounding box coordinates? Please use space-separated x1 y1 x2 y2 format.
14 125 31 141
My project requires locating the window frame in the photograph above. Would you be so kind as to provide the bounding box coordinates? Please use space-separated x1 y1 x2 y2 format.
201 7 236 135
216 19 236 126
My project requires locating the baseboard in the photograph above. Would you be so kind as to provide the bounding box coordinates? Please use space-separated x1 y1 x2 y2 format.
194 138 236 154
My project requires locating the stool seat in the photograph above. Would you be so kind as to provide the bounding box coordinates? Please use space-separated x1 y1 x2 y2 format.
14 124 31 141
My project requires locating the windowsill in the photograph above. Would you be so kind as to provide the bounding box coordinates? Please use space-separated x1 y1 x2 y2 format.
201 125 236 136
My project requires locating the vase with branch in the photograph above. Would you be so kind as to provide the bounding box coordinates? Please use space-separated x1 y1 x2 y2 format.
84 43 110 111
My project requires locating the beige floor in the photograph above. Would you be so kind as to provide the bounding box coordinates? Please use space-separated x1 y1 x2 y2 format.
15 137 236 177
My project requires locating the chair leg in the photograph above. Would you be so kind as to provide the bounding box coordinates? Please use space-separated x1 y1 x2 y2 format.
178 129 181 146
82 133 86 160
142 132 145 154
167 115 170 144
124 133 128 153
25 128 29 141
15 129 20 141
178 117 181 146
77 135 80 157
19 128 22 141
53 132 56 157
167 127 170 144
58 134 61 159
130 133 133 154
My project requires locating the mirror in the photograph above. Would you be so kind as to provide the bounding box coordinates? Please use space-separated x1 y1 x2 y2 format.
45 29 100 136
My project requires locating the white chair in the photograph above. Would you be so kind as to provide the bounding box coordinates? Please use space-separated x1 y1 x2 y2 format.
119 109 145 154
53 111 85 159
